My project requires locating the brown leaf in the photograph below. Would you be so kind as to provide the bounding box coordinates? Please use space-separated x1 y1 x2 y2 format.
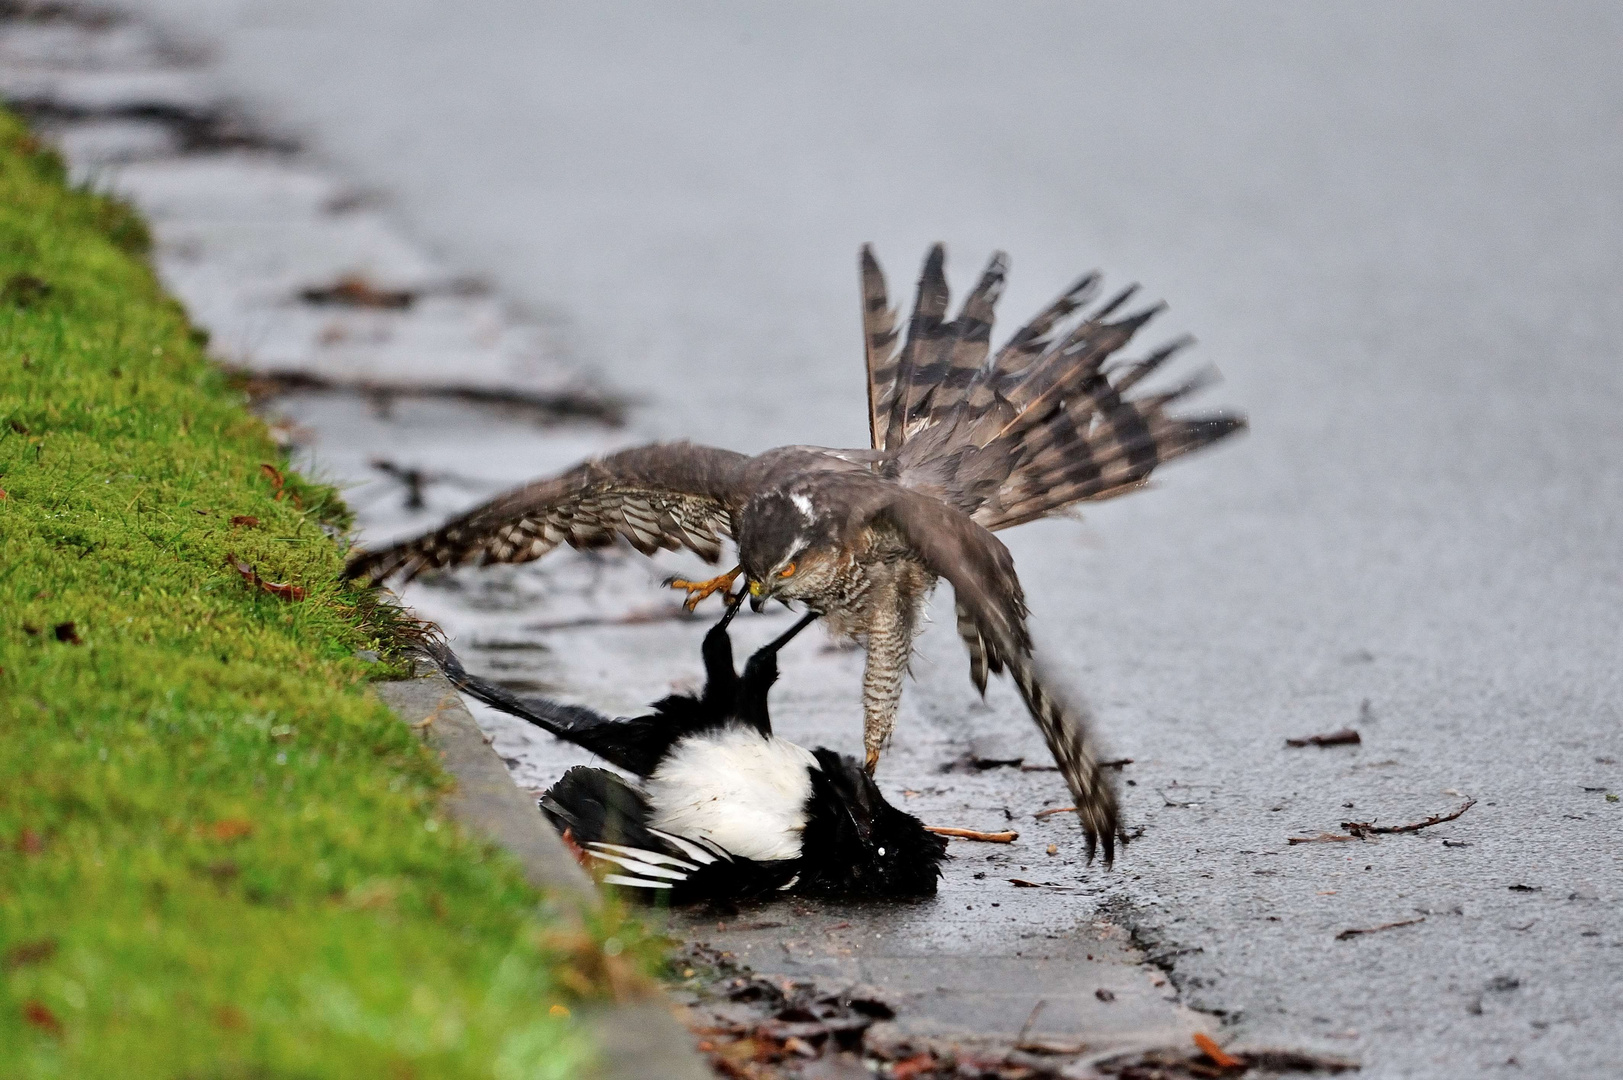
4 939 57 969
213 1004 247 1030
0 488 8 499
300 274 415 310
210 819 255 842
226 553 306 602
18 828 44 855
22 1000 63 1037
53 622 81 645
230 515 260 528
890 1052 939 1080
259 580 307 601
259 463 285 499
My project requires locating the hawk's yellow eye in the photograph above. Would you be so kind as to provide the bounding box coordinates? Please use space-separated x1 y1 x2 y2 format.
779 562 796 578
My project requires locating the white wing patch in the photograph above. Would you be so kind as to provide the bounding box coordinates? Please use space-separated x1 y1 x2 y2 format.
790 492 816 520
645 725 817 863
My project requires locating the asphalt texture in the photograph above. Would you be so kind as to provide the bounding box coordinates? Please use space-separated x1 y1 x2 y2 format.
97 2 1623 1075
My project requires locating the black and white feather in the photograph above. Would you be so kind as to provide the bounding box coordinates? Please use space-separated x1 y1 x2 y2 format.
420 612 948 902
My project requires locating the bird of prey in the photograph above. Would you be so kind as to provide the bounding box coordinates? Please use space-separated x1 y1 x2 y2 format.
346 245 1246 864
423 607 948 901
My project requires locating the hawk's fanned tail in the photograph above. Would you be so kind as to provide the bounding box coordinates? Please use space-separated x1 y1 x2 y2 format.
880 244 951 452
860 245 900 451
860 247 1246 533
1008 655 1118 866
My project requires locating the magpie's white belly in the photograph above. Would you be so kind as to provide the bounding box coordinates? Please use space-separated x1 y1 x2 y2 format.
644 726 817 862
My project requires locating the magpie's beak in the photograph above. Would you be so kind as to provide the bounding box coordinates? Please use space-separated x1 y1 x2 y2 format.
747 579 768 613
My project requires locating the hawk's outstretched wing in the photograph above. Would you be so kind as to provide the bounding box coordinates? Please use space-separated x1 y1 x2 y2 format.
846 481 1121 865
343 442 750 584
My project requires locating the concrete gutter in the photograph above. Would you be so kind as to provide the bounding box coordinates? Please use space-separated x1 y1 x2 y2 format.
375 670 712 1080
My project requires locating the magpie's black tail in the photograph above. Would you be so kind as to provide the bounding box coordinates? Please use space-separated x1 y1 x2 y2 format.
416 637 673 775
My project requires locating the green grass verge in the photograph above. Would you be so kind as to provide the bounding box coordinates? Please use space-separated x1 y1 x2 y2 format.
0 109 659 1079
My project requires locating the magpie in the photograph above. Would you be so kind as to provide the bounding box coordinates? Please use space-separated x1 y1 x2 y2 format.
420 605 948 902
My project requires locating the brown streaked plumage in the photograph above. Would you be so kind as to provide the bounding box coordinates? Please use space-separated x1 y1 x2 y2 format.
344 245 1247 865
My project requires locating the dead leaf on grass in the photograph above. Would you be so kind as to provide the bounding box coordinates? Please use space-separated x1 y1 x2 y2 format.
22 1000 62 1037
209 819 255 842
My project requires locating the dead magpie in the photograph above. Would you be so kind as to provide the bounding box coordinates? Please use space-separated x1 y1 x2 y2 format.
420 605 947 902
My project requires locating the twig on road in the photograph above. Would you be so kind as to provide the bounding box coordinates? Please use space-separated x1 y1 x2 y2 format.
1336 916 1425 941
925 826 1018 843
1285 728 1361 748
1287 832 1362 845
1343 797 1476 838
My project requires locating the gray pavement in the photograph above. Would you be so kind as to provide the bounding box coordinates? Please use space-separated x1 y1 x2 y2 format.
51 2 1623 1075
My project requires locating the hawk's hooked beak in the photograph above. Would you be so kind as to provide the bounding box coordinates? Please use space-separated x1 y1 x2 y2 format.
747 578 768 613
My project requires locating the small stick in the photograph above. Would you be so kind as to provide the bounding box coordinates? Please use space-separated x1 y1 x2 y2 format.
1285 728 1361 748
1342 797 1476 838
1287 832 1360 845
1033 806 1075 820
926 826 1018 843
1336 916 1425 941
1193 1032 1244 1070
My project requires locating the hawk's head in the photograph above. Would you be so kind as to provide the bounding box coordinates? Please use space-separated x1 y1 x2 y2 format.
736 490 844 612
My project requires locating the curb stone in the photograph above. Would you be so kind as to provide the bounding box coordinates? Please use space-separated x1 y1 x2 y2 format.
376 670 713 1080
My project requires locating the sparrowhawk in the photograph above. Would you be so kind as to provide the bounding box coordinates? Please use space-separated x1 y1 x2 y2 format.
345 245 1246 863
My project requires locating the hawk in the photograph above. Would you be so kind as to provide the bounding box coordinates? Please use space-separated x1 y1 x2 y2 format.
345 245 1246 863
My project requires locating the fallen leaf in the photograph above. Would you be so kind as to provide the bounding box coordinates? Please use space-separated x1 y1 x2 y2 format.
53 622 81 644
1194 1032 1243 1069
213 1004 247 1029
226 553 306 602
1046 843 1058 855
230 515 260 528
891 1052 938 1080
22 1000 62 1037
4 939 57 969
210 819 255 842
299 274 415 309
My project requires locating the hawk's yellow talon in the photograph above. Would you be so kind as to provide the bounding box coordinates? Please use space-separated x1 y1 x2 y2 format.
665 566 742 611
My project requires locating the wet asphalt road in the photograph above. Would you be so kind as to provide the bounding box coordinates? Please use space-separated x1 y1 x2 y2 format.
116 2 1623 1074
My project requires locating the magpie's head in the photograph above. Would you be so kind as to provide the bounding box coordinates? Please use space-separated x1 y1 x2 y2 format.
797 749 948 898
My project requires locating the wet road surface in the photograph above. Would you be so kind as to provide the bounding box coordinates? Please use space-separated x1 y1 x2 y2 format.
54 2 1623 1074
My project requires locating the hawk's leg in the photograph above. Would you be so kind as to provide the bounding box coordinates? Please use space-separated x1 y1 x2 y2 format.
664 565 742 611
860 594 917 775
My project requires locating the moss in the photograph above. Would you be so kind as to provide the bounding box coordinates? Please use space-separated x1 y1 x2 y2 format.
0 108 659 1078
